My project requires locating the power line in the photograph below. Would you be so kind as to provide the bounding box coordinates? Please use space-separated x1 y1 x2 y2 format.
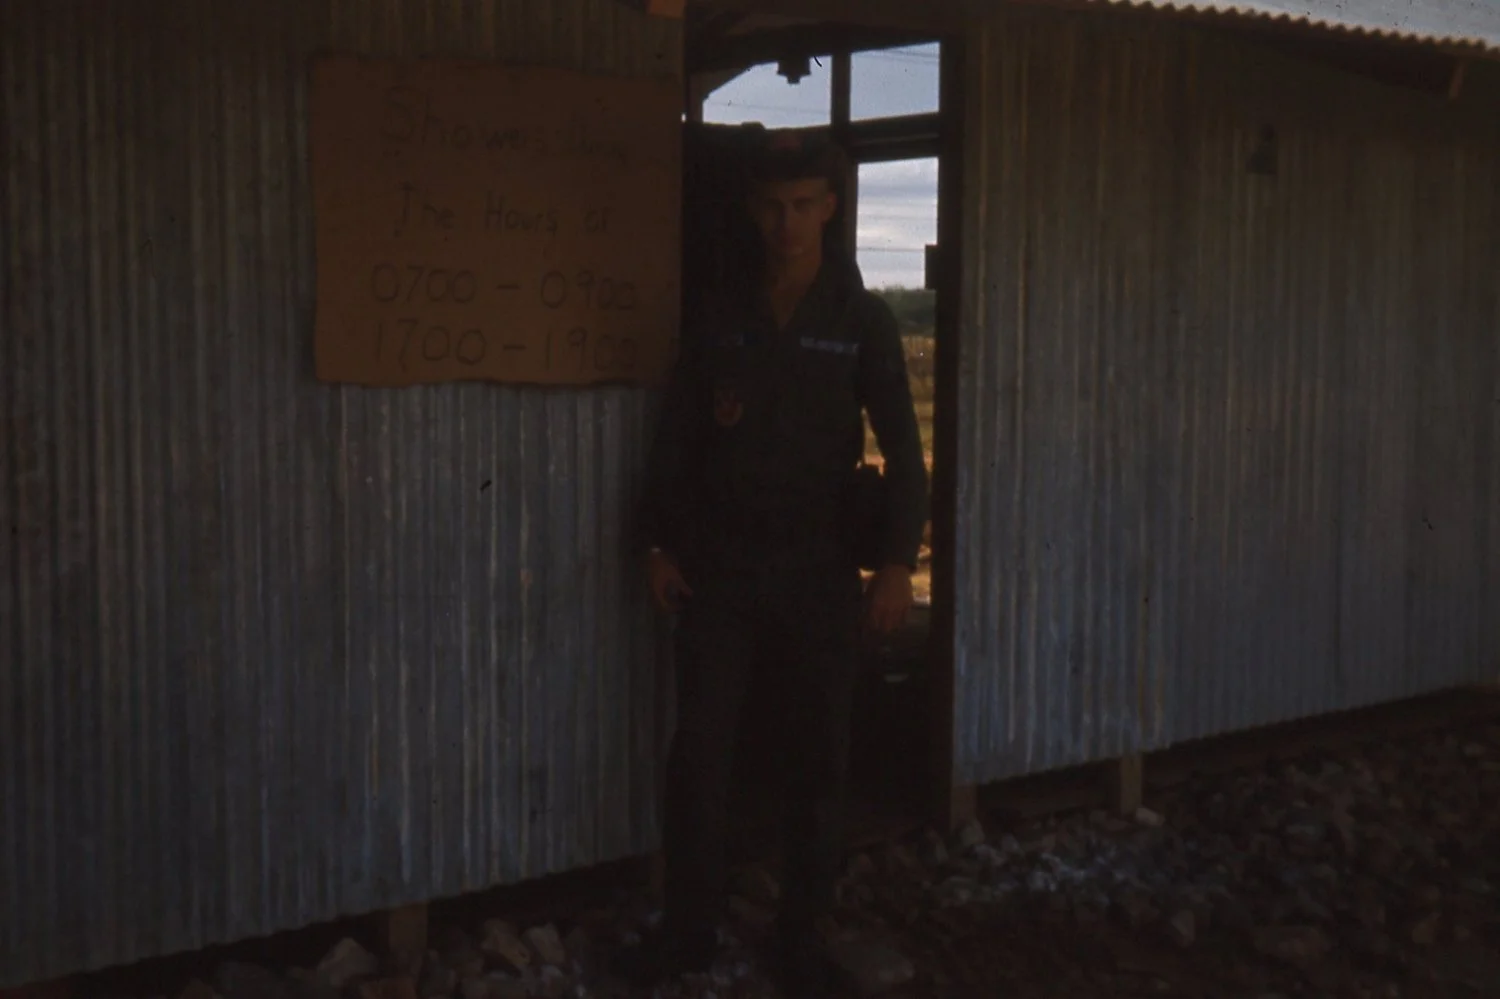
702 102 829 121
860 44 941 57
857 49 940 63
857 51 941 65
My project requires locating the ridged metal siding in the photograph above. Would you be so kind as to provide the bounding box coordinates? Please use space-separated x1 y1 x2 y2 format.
1085 0 1500 54
1 0 679 986
953 8 1500 784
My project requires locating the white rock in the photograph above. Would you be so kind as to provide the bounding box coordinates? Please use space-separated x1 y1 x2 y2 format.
317 939 380 990
480 921 531 972
1169 909 1197 947
954 819 986 852
523 924 568 968
826 938 916 996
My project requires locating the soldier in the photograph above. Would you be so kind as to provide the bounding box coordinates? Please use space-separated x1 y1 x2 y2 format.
620 129 929 995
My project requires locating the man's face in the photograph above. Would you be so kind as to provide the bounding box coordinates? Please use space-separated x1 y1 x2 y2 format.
749 177 837 263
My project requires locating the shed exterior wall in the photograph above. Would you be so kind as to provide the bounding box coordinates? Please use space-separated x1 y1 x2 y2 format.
953 7 1500 784
1 0 678 985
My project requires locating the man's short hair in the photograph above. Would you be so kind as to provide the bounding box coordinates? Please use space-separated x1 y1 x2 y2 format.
746 128 849 190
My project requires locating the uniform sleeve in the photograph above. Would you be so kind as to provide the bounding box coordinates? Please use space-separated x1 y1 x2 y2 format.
856 294 930 570
635 319 707 559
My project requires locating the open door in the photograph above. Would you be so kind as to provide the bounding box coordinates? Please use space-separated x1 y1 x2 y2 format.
676 29 960 858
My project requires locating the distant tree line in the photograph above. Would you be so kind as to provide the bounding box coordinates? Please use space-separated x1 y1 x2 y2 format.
874 287 936 334
873 287 936 402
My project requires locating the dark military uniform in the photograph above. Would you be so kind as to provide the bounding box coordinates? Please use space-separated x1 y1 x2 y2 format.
637 251 928 948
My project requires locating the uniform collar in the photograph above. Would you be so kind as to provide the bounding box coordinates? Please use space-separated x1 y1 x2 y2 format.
749 250 861 329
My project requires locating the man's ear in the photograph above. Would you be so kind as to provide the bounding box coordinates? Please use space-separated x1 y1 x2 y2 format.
822 191 838 224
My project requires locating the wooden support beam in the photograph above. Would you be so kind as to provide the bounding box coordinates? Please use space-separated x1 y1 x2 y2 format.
648 850 668 904
688 23 930 74
694 0 971 32
1448 59 1468 99
843 111 941 163
925 30 966 839
831 49 851 129
830 50 856 255
1107 754 1145 817
0 979 72 999
946 783 978 831
375 904 429 975
618 0 686 17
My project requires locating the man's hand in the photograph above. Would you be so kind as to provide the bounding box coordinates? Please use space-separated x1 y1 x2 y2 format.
864 564 913 635
646 549 693 612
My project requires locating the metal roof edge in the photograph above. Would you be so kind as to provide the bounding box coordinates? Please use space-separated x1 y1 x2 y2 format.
1076 0 1500 57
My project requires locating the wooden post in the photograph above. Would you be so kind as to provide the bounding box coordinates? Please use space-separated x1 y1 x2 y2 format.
1108 754 1144 816
0 978 72 999
648 850 667 904
925 30 967 837
618 0 686 16
377 904 429 975
1448 59 1468 101
831 49 852 131
831 49 857 258
947 782 978 831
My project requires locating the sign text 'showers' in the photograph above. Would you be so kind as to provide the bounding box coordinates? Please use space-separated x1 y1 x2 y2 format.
310 56 681 387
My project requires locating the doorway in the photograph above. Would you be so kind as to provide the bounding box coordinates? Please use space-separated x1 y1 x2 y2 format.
678 26 959 858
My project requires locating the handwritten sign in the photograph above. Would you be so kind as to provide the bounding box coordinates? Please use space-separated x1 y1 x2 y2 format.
310 56 681 387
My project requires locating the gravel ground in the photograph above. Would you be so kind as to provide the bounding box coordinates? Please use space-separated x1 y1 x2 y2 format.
170 713 1500 999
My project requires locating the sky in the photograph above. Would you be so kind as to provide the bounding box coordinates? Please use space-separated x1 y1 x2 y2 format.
701 44 940 290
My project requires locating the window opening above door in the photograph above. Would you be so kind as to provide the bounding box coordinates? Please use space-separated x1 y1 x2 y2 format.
852 43 940 121
702 59 832 126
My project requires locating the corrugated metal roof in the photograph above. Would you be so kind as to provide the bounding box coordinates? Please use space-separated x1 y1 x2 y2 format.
1086 0 1500 54
952 7 1500 784
711 0 1500 55
1 0 678 987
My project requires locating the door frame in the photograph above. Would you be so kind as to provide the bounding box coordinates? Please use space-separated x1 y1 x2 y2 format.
681 24 971 831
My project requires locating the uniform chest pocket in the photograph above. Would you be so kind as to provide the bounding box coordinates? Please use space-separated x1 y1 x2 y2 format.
780 342 861 436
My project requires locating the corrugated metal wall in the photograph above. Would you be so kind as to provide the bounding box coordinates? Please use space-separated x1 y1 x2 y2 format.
1 0 679 985
953 7 1500 784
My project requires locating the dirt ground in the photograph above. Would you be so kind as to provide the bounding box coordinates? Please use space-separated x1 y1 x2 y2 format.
624 707 1500 999
124 703 1500 999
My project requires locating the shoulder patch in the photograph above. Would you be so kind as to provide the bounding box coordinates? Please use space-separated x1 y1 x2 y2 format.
713 385 744 427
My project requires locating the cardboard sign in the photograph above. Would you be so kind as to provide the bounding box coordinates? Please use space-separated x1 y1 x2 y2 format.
310 56 681 387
